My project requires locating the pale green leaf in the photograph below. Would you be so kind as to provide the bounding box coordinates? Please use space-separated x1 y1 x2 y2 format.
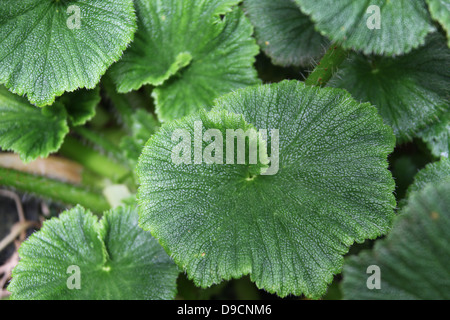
329 34 450 143
426 0 450 47
137 80 396 298
0 0 136 107
111 0 260 122
342 180 450 300
243 0 328 67
294 0 436 55
8 205 179 300
0 85 69 162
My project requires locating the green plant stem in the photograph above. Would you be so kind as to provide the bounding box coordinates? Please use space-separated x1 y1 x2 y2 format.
304 44 348 87
0 167 110 213
73 126 127 164
59 136 130 183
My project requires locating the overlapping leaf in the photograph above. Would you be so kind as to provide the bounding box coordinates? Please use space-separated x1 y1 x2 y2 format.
426 0 450 47
342 180 450 300
406 158 450 196
0 86 69 162
330 34 450 143
111 0 260 122
294 0 436 55
0 0 136 107
137 81 396 298
417 112 450 158
8 205 179 300
59 87 101 126
243 0 328 67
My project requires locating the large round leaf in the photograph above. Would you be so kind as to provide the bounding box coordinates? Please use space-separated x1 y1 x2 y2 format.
111 0 260 122
8 205 179 300
330 34 450 143
137 81 396 298
342 180 450 300
0 0 136 107
294 0 436 55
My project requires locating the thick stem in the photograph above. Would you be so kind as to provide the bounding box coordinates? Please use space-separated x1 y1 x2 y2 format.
59 136 130 183
73 126 126 164
0 167 110 213
305 44 348 87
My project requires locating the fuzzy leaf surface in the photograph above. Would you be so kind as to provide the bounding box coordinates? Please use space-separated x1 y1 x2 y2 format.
137 81 396 298
0 86 69 162
342 181 450 300
294 0 435 55
111 0 260 122
330 34 450 143
0 0 136 106
8 205 179 300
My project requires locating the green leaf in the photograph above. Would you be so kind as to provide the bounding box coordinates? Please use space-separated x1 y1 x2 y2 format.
243 0 328 67
426 0 450 47
329 34 450 143
59 87 101 126
137 80 396 298
0 85 69 162
417 112 450 158
342 180 450 300
0 0 136 107
406 158 450 197
294 0 436 55
8 205 179 300
111 0 260 122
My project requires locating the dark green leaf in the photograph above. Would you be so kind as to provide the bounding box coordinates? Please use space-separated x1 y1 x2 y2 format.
137 81 396 298
243 0 328 67
330 34 450 143
342 180 450 300
59 87 101 126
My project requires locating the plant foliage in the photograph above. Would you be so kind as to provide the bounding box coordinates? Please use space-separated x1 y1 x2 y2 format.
137 81 396 298
8 205 179 300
